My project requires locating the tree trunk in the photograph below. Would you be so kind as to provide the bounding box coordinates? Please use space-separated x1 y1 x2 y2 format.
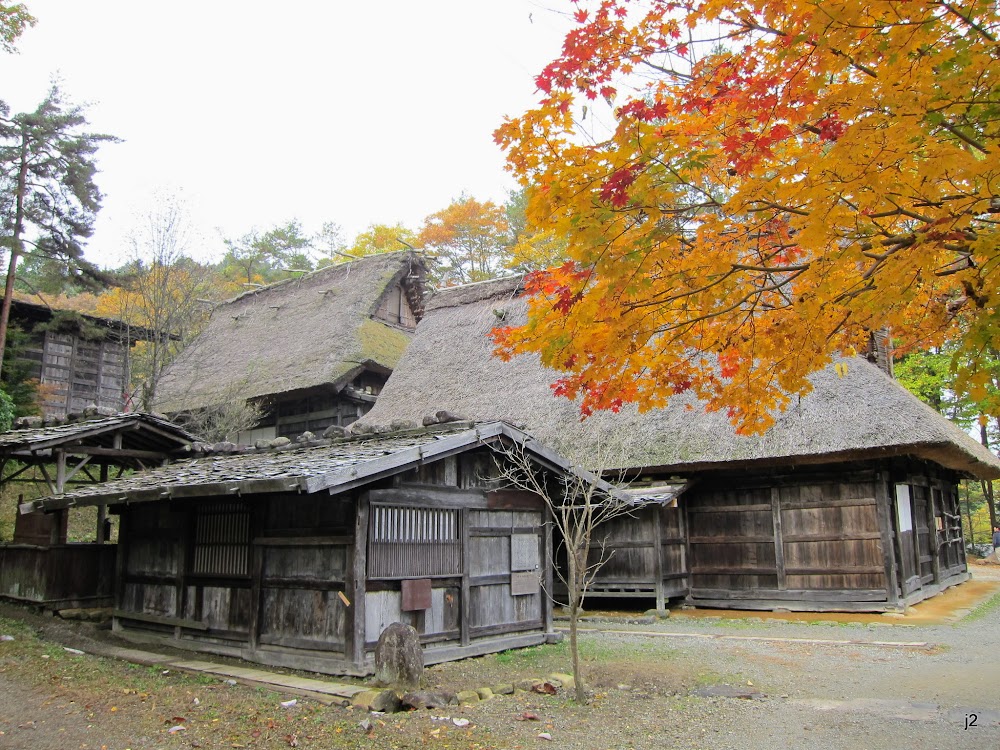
0 133 29 381
568 548 586 703
981 423 997 532
963 483 976 548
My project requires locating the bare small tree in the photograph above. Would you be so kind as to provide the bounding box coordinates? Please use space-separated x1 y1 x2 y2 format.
173 390 265 444
492 435 634 703
104 193 216 410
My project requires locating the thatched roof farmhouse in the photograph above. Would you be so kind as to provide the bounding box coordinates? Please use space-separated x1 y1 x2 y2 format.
154 251 426 440
357 276 999 478
357 276 1000 612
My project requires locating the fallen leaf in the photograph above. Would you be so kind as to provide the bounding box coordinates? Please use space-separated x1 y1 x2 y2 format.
168 725 186 734
538 732 553 741
516 712 541 721
531 683 557 695
453 718 470 727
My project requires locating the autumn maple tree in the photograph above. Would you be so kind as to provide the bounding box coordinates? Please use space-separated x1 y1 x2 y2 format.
418 196 513 285
493 0 999 433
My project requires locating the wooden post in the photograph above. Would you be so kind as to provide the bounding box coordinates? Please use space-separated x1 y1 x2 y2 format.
543 507 554 635
926 477 942 585
97 463 109 543
112 510 129 633
175 505 192 640
874 473 901 608
460 506 471 646
653 506 665 611
55 449 66 494
247 504 263 654
682 494 695 604
349 492 370 668
771 487 787 591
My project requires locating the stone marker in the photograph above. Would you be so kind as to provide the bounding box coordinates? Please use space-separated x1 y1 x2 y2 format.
400 690 456 710
374 622 423 690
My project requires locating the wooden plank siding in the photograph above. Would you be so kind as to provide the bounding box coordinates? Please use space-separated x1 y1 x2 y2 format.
557 460 969 613
0 543 115 608
110 445 555 676
683 461 969 612
560 503 688 608
39 332 129 417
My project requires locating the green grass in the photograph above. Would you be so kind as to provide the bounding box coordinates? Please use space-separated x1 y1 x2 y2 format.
963 591 1000 623
1 477 111 542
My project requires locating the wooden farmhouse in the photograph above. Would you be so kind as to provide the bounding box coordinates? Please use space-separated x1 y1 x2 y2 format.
354 277 1000 613
5 298 153 417
19 421 604 675
153 251 426 442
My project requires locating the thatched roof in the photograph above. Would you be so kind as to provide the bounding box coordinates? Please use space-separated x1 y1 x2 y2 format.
154 252 426 413
357 276 1000 479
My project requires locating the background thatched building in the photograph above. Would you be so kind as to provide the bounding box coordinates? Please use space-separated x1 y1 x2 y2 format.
356 276 1000 612
154 251 426 441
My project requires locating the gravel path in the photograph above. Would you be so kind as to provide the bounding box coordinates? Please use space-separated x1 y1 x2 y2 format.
2 568 999 749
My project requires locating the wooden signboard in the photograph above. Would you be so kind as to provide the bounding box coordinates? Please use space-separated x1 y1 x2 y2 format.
510 571 540 596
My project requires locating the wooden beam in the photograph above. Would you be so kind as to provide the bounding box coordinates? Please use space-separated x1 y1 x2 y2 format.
926 479 942 585
460 507 470 647
653 506 665 611
772 487 786 591
55 446 171 461
253 536 352 547
247 504 263 654
348 493 369 669
368 486 486 508
62 454 93 486
112 511 129 635
874 472 901 607
687 503 772 514
112 609 209 631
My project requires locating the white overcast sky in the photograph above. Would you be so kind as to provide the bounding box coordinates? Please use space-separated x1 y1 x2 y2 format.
1 1 572 267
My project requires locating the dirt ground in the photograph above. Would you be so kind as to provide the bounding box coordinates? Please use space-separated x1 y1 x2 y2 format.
2 567 1000 750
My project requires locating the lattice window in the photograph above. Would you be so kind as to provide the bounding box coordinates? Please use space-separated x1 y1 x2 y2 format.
367 505 461 579
192 502 251 577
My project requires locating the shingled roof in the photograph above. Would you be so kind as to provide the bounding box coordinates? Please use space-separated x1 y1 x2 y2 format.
0 412 196 455
153 251 426 414
357 276 1000 479
21 421 617 512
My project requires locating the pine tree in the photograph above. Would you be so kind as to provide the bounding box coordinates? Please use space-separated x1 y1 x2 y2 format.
0 85 117 377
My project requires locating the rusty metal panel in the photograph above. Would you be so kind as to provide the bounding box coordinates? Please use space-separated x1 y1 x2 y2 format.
401 578 432 611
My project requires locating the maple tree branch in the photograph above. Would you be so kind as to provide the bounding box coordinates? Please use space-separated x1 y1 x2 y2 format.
647 270 806 334
639 59 693 81
935 2 997 42
746 201 810 217
731 263 810 274
937 120 991 154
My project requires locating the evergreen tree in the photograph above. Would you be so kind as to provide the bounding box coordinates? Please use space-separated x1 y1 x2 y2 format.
0 85 117 377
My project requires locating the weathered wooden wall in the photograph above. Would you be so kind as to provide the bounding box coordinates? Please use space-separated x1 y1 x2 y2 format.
685 461 968 611
560 504 687 610
0 543 115 608
361 451 550 665
37 332 128 417
112 447 553 674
